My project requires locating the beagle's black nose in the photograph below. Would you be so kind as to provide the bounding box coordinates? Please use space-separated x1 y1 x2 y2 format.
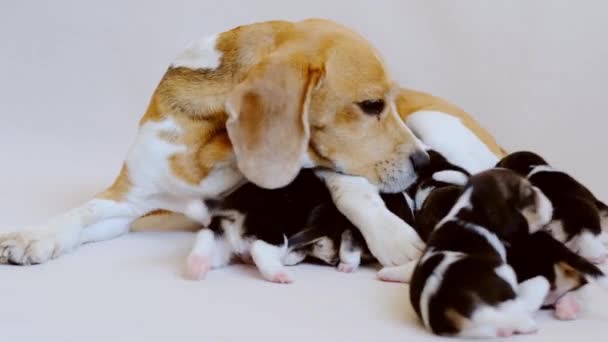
410 151 431 172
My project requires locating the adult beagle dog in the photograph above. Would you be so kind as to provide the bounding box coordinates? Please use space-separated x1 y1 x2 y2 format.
0 19 505 267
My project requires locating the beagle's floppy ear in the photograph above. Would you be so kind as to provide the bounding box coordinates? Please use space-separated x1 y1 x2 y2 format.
226 56 321 189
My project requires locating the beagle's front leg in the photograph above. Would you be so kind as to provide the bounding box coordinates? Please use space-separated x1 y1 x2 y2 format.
0 181 144 265
317 170 424 266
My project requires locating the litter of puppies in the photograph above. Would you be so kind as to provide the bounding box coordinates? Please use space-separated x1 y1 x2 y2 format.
186 149 608 338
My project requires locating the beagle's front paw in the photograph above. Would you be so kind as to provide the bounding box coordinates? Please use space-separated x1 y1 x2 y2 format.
0 229 71 265
337 262 358 273
377 261 417 283
365 218 424 266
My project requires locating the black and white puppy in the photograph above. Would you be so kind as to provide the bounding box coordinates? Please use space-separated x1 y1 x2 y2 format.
377 151 470 282
185 169 386 283
284 202 375 273
407 150 470 242
497 151 608 263
409 169 554 338
508 230 608 321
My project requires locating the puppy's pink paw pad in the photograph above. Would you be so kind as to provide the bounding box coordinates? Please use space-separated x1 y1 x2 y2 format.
589 254 608 264
185 255 210 281
338 262 356 273
497 329 514 337
555 293 581 320
270 271 293 284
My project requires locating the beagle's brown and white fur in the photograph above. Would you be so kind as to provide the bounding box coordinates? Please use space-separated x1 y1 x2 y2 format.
0 19 505 268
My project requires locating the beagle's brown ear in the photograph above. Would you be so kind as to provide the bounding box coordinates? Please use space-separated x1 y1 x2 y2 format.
226 57 321 189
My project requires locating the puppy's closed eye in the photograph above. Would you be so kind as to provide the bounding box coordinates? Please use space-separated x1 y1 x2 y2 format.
357 99 385 115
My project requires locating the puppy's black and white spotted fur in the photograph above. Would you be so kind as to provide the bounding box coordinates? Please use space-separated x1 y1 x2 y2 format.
498 151 608 263
187 149 471 285
378 151 470 282
406 150 470 241
184 149 469 283
185 170 342 283
408 169 554 338
379 159 608 326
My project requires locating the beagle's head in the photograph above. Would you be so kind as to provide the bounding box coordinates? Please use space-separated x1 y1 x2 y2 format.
225 19 427 192
456 169 553 240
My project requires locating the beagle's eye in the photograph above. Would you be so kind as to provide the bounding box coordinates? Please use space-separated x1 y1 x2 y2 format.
357 99 385 115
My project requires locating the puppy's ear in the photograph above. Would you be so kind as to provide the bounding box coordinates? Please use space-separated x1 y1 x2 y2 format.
526 186 553 232
226 56 322 188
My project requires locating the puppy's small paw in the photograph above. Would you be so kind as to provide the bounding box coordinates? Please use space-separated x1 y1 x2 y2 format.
370 228 424 266
185 254 210 281
514 327 538 336
269 271 293 284
337 262 357 273
554 293 581 320
497 329 514 337
510 315 539 336
588 253 608 265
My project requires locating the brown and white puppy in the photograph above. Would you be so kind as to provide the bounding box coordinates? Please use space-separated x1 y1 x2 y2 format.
409 169 554 338
497 151 608 263
0 19 432 266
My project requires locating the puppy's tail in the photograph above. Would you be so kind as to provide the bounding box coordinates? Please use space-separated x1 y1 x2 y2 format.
557 241 608 289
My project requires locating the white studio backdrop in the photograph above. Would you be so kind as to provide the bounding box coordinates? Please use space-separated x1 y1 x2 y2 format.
0 0 607 228
1 3 608 342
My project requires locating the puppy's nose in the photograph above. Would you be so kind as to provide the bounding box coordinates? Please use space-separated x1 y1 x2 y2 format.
410 151 430 172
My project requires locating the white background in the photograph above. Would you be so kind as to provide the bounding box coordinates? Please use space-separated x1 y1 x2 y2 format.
1 1 607 341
